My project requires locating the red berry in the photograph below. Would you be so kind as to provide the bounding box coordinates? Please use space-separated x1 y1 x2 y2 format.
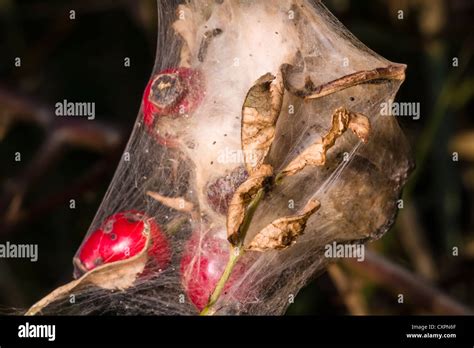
73 211 171 278
206 166 248 215
180 231 246 311
142 67 204 146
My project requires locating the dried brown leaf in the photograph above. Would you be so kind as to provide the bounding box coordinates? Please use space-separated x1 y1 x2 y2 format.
25 222 153 315
146 191 194 212
348 113 371 144
242 73 283 174
227 164 273 245
281 63 406 99
247 199 321 252
279 142 326 177
280 107 370 178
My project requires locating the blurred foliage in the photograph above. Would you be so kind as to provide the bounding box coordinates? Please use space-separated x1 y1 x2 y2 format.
0 0 473 315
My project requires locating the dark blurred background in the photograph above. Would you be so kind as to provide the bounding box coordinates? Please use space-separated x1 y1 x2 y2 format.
0 0 473 315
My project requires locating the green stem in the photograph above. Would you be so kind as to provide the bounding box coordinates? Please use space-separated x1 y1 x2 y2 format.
199 188 265 315
200 246 242 315
237 188 265 242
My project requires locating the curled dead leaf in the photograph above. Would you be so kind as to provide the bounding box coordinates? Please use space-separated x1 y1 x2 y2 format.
280 107 370 178
279 142 326 177
227 164 273 246
242 73 283 174
25 222 153 316
281 63 406 99
247 199 321 252
348 113 371 143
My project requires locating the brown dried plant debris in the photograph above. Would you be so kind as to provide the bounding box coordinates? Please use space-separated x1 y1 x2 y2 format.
247 199 321 252
173 1 229 66
198 28 223 62
280 107 371 178
172 5 196 67
241 73 284 174
146 191 195 213
281 63 406 100
227 164 273 245
25 223 153 315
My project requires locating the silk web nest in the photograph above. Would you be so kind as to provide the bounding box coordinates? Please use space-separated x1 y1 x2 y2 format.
26 0 413 316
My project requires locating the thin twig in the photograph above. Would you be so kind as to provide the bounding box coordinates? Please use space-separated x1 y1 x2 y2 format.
344 250 472 315
327 263 367 315
397 203 438 280
1 122 121 222
0 86 123 227
0 155 119 234
0 85 52 128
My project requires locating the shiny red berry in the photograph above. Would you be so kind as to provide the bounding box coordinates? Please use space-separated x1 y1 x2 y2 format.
180 231 246 311
73 211 170 277
142 67 204 146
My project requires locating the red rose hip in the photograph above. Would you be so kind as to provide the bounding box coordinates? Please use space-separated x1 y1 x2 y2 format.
180 231 246 311
206 166 249 215
73 210 170 278
142 67 205 146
